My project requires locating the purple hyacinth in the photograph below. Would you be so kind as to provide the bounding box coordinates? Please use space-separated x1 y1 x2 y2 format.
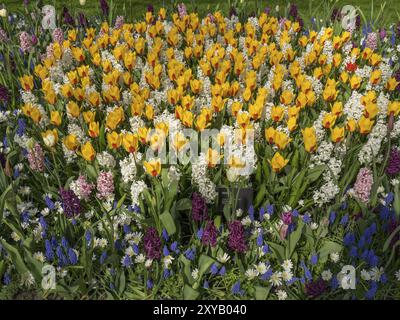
227 220 247 253
288 4 298 18
387 148 400 176
100 0 109 17
201 221 217 247
305 279 328 298
394 69 400 92
281 211 293 225
396 22 400 38
78 12 88 28
0 84 10 104
191 192 208 222
143 227 161 260
62 7 75 26
0 153 6 169
59 188 81 218
331 8 341 22
379 28 387 40
229 6 237 17
147 4 154 13
355 15 361 30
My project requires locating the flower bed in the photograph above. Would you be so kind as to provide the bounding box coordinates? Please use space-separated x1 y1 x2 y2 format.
0 2 400 300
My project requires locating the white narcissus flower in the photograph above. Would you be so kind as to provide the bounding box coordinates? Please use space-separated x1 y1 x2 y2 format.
79 0 86 5
0 9 7 17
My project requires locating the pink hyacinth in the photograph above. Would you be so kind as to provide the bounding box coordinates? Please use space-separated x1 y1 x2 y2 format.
353 167 373 203
19 31 33 53
96 171 114 199
177 3 187 18
365 32 378 51
0 28 8 42
75 175 94 200
27 144 45 172
52 28 64 44
114 16 124 29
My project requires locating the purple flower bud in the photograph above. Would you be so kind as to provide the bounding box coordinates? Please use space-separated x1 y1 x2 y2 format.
281 211 293 225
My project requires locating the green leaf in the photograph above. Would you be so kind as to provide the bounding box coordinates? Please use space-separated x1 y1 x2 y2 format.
175 198 192 211
306 165 326 183
288 170 306 207
22 247 42 282
0 240 29 275
318 240 342 263
99 124 106 149
179 255 194 285
383 225 400 252
116 194 127 209
267 242 285 263
0 261 5 280
394 185 400 218
118 271 126 295
198 254 215 279
86 164 98 180
286 220 304 259
160 211 176 235
183 284 199 300
254 285 270 300
254 184 266 207
0 184 13 225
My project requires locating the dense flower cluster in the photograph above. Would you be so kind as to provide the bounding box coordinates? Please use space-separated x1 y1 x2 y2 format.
0 1 399 300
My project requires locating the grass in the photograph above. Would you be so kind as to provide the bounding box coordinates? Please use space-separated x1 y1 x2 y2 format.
1 0 400 26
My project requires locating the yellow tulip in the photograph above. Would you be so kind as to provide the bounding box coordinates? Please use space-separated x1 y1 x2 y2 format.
287 117 298 132
107 131 122 149
88 122 100 138
81 141 96 161
364 103 379 119
346 119 357 132
19 75 34 91
388 101 400 117
67 101 80 118
271 106 285 122
358 116 374 135
349 75 362 90
64 134 79 151
42 129 58 148
172 132 188 152
331 127 345 143
280 90 294 105
143 158 161 177
83 111 95 124
322 113 337 129
122 133 139 153
50 111 62 126
386 78 399 91
274 131 292 150
269 152 289 173
302 127 317 153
